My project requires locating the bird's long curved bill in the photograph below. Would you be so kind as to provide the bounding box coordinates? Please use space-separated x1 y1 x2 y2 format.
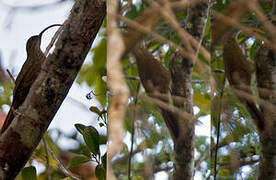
39 24 63 37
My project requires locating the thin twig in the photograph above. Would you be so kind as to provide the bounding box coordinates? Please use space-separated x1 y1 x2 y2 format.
194 147 209 170
120 0 132 14
150 0 194 56
128 83 140 180
212 10 276 50
42 137 51 180
123 62 136 72
117 14 200 63
148 96 194 121
6 69 15 83
125 75 140 81
248 1 276 42
112 149 141 165
229 86 276 113
214 76 226 179
158 0 210 61
219 157 259 167
44 141 81 180
0 0 67 11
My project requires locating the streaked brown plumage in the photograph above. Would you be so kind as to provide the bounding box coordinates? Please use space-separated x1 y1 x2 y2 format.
223 32 254 87
132 45 171 94
223 32 264 130
132 44 180 140
1 24 62 134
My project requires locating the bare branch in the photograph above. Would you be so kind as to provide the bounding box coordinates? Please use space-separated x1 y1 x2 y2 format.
107 0 130 179
44 139 80 180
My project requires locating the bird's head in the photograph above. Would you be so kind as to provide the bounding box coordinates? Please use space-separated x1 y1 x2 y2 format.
26 24 62 56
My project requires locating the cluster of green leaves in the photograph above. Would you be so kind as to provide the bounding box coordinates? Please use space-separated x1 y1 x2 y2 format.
21 104 107 180
17 118 107 180
77 37 107 107
71 23 108 179
73 24 108 179
20 166 37 180
212 0 232 12
75 123 107 180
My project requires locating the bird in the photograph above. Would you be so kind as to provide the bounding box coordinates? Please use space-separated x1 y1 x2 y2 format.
223 31 254 88
132 43 180 140
223 31 264 131
1 24 62 134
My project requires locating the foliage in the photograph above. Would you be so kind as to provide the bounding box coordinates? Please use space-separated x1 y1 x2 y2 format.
77 37 107 107
210 0 274 178
75 122 107 180
0 82 13 108
112 0 211 179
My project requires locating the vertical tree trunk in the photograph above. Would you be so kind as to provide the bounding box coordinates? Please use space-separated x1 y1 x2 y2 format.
170 2 209 180
170 52 195 180
256 46 276 180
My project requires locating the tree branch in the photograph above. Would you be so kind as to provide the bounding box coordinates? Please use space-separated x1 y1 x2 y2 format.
107 0 130 179
0 0 106 179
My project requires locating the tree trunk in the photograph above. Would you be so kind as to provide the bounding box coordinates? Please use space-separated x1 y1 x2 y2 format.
171 2 209 180
256 45 276 180
170 52 195 180
0 0 105 179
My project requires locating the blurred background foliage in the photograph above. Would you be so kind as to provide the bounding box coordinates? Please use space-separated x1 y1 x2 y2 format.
211 0 274 179
113 0 210 179
0 0 272 179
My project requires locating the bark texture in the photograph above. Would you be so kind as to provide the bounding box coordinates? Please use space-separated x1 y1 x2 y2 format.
134 1 209 179
170 2 209 180
0 0 106 179
256 45 276 180
169 51 195 180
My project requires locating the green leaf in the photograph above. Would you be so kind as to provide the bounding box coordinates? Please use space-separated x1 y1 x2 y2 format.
94 78 107 106
249 41 259 61
145 130 163 148
77 38 107 106
133 176 144 180
212 0 231 11
125 5 138 19
102 153 107 169
44 132 59 154
80 145 93 158
89 106 102 117
75 124 86 134
75 124 100 155
193 93 210 114
70 155 91 167
21 166 37 180
83 126 100 155
95 164 106 180
218 169 230 177
99 134 107 145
